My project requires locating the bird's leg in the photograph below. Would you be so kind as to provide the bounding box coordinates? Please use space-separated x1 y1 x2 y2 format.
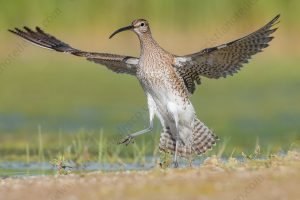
119 96 155 145
174 140 179 168
173 113 180 168
187 155 193 168
118 123 153 145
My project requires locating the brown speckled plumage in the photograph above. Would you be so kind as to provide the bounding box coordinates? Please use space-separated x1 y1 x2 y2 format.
175 14 280 94
9 15 279 166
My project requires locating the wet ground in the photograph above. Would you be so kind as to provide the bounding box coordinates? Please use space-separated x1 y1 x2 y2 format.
1 151 299 200
0 161 156 178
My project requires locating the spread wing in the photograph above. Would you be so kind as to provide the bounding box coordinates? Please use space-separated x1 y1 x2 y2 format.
174 14 280 94
8 27 139 75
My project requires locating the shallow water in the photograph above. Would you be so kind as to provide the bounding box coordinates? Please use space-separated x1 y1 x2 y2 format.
0 156 244 178
1 152 290 179
0 161 157 178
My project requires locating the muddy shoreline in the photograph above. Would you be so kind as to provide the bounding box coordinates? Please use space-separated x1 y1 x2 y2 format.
1 152 299 200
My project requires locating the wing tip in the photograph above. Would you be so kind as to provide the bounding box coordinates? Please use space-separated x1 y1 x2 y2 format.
8 27 31 35
8 26 46 35
273 14 281 21
35 26 44 33
270 14 281 26
8 28 16 34
23 26 34 33
8 27 25 35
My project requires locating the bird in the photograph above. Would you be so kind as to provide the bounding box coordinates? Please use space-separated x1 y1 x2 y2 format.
9 14 280 167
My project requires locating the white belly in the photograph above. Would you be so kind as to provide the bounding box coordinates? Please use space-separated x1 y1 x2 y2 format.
137 64 196 145
146 86 196 145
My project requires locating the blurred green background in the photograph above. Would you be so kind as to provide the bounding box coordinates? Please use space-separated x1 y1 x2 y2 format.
0 0 299 162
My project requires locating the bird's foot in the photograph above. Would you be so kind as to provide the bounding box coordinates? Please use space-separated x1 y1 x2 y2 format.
173 160 179 168
118 135 135 146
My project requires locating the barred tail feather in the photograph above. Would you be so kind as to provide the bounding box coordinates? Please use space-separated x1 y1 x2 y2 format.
192 118 218 155
159 128 192 157
159 119 218 157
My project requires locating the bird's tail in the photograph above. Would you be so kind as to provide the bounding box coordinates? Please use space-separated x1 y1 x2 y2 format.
191 118 218 155
159 118 218 157
159 128 191 157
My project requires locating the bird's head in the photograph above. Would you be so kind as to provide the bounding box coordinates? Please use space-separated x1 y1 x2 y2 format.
109 19 150 39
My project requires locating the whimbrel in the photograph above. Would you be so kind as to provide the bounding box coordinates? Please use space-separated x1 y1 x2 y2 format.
9 15 280 167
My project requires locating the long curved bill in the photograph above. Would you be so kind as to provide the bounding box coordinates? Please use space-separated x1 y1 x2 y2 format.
109 25 134 39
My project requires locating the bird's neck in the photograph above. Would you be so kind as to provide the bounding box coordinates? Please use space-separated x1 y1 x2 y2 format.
138 32 164 56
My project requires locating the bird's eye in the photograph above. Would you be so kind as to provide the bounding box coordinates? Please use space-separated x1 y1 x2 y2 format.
140 23 145 27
